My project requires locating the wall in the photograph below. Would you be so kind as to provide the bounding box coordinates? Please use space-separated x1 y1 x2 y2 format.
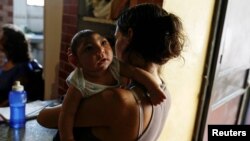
43 0 63 99
44 0 78 99
159 0 215 141
57 0 78 96
0 0 13 25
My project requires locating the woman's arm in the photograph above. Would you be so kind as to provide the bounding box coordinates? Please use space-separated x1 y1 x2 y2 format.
59 85 82 141
74 88 139 141
37 87 140 140
119 61 166 105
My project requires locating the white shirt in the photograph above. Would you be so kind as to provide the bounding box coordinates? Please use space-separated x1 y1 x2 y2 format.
66 57 120 98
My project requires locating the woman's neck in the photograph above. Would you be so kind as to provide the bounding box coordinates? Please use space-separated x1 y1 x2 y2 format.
144 63 162 82
127 52 162 83
133 61 162 83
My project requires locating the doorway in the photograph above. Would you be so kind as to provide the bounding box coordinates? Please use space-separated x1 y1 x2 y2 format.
194 0 250 140
13 0 44 66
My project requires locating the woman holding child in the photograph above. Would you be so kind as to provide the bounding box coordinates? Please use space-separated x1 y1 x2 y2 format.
37 3 185 141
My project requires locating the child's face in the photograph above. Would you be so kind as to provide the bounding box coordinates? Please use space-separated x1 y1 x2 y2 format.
76 33 113 73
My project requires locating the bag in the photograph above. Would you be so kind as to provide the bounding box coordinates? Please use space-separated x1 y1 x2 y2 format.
24 59 44 101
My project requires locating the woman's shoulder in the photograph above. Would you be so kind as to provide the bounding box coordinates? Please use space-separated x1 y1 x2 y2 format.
99 88 138 112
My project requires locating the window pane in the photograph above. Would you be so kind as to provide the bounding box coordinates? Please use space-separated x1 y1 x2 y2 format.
27 0 44 6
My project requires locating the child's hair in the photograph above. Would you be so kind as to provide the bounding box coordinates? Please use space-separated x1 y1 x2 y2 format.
70 29 97 56
117 3 185 65
1 24 31 64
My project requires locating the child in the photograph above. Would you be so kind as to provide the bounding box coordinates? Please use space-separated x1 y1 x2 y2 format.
59 29 166 141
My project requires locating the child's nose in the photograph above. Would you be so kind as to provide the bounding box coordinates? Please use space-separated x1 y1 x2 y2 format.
97 46 105 54
96 47 105 58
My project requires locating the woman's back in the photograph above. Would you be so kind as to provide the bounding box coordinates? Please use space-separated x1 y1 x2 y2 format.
117 84 171 141
74 84 170 141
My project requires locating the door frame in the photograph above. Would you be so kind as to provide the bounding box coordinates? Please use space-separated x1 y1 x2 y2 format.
193 0 250 140
192 0 228 140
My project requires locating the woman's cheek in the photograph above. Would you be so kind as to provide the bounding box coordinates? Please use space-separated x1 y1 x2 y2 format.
115 42 122 59
115 40 128 60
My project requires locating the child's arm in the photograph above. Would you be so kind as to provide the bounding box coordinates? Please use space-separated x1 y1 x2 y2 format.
119 61 166 105
59 85 82 141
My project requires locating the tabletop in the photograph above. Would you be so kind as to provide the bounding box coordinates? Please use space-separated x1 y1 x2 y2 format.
0 119 57 141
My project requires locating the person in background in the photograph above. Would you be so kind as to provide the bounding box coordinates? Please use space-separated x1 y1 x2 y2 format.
37 3 185 141
0 24 44 107
0 50 7 73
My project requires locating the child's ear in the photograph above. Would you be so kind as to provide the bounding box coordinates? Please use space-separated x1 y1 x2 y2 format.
68 55 78 67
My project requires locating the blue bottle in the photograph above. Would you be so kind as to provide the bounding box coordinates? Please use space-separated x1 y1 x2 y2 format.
9 81 27 128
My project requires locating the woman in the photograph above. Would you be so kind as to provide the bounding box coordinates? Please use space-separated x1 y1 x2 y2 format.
0 50 7 72
37 3 185 141
0 24 44 107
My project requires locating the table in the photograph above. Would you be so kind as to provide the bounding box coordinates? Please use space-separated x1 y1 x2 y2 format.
0 119 57 141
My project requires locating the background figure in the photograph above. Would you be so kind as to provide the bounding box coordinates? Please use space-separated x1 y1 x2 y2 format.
0 24 44 107
0 50 7 73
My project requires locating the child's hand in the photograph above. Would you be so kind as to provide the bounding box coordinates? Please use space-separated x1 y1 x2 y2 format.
119 77 131 89
147 86 166 105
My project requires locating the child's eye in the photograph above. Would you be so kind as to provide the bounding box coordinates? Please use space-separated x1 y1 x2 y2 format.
84 44 93 52
101 40 109 47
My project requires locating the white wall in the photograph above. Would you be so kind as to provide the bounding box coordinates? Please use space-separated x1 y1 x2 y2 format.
158 0 215 141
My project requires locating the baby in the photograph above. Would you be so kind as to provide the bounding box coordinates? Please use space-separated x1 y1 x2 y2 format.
59 29 166 140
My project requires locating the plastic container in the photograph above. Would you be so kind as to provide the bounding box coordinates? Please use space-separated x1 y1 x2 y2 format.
9 81 27 128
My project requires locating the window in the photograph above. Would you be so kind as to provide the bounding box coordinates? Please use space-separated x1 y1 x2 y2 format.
27 0 44 6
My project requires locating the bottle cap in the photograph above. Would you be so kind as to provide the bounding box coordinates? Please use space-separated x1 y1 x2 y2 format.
12 81 24 91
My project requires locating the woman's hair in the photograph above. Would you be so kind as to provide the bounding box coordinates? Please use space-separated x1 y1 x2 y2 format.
70 29 97 57
117 3 185 65
1 24 31 64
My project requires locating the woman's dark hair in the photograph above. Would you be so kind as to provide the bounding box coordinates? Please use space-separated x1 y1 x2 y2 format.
2 24 31 64
70 29 97 57
117 3 185 65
